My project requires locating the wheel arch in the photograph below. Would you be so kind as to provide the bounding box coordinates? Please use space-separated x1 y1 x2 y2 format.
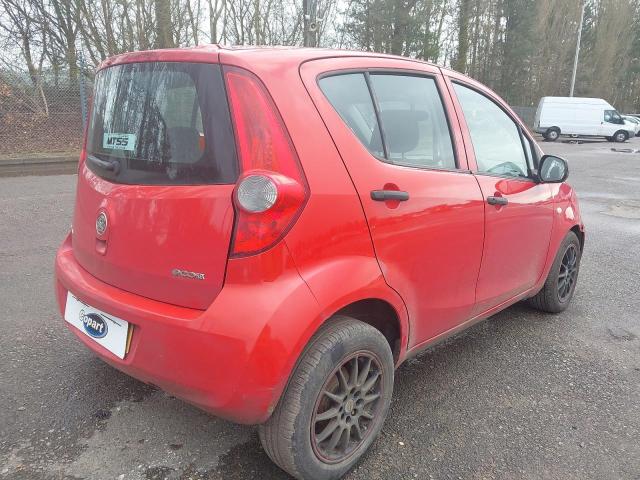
614 129 629 142
532 183 584 295
254 253 410 422
570 224 585 252
288 253 411 366
332 298 403 363
260 292 408 424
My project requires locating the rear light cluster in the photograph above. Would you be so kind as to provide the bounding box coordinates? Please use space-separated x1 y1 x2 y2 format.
224 66 308 256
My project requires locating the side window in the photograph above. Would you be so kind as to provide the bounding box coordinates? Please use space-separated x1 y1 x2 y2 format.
369 74 456 169
319 73 384 157
604 109 623 125
453 83 529 179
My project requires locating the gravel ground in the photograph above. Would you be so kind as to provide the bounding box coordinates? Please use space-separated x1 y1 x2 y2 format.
1 137 639 480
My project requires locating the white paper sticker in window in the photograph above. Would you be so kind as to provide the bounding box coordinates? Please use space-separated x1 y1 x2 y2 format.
103 133 136 151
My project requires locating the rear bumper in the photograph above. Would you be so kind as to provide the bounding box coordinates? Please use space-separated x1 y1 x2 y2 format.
55 233 320 424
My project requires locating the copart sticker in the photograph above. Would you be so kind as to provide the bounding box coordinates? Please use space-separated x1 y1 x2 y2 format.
103 133 136 151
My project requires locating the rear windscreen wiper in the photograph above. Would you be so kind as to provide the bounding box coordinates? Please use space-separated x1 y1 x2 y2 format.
87 154 121 174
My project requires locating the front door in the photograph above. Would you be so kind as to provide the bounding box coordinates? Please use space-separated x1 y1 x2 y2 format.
599 109 625 136
302 58 485 347
449 80 555 314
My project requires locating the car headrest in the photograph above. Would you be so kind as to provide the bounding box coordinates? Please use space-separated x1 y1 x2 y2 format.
379 110 424 154
166 127 202 164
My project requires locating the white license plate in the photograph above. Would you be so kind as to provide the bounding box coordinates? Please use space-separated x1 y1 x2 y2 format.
64 292 130 359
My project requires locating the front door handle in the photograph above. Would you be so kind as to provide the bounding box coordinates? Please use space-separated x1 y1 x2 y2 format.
487 195 508 206
371 190 410 201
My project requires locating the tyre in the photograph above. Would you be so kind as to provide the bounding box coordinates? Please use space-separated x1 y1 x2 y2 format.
613 130 628 143
527 231 581 313
259 317 394 480
543 127 560 142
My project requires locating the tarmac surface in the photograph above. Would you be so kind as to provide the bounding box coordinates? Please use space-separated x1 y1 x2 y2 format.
1 137 639 479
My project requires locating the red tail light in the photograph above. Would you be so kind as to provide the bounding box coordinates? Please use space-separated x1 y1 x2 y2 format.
224 66 308 256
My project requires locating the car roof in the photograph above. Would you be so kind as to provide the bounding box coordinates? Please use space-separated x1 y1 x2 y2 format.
541 96 609 105
98 44 441 72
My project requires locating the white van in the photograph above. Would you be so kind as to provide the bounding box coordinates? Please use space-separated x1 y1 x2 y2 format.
534 96 634 142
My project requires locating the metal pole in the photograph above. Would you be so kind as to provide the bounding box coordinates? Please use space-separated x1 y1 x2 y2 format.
570 1 586 97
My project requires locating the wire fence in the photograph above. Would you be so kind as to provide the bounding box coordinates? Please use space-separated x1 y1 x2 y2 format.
0 68 92 157
0 64 537 158
511 105 536 129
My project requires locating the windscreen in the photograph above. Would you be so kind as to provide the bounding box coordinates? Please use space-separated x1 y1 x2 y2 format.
86 62 237 185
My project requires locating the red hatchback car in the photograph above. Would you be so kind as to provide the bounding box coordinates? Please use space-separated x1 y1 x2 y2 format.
55 46 584 479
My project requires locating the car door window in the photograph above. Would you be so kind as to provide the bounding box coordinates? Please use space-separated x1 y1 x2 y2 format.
369 74 456 170
453 83 529 179
604 110 623 125
320 72 457 170
318 73 384 157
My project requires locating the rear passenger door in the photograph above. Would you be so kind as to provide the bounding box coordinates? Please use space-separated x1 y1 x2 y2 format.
446 78 554 314
301 58 485 348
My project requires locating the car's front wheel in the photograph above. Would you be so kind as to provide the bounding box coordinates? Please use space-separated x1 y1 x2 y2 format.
527 231 582 313
613 130 629 143
259 317 394 480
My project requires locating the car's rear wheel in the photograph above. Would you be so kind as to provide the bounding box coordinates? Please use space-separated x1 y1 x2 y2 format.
259 317 394 480
614 130 628 143
543 127 560 141
527 231 581 313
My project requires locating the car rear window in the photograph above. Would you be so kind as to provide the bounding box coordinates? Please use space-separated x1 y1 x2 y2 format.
86 62 238 185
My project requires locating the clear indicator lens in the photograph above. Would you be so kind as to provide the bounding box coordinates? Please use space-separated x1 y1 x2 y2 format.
236 175 278 213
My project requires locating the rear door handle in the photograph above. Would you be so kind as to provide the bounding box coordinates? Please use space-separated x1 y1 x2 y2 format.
371 190 410 201
487 195 508 206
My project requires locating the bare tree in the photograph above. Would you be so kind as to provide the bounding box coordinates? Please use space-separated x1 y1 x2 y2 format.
155 0 175 47
453 0 471 72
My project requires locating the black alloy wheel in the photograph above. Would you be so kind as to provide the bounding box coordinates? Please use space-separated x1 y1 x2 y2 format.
311 352 384 464
526 231 581 313
558 243 579 302
259 317 394 480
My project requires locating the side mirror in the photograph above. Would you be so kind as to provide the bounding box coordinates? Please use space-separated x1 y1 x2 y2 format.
539 154 569 183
